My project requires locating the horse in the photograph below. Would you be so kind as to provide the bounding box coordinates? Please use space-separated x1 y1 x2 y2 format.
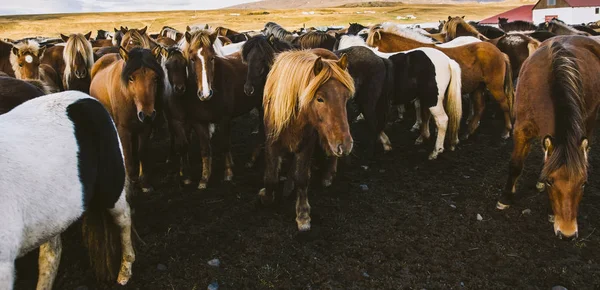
90 46 164 192
121 26 158 50
60 32 95 93
181 29 259 189
113 27 126 46
572 24 600 36
498 36 600 239
0 76 47 114
0 40 15 77
10 40 61 93
498 18 537 32
367 28 514 140
95 29 113 40
490 33 540 82
158 46 193 183
338 35 463 160
263 22 297 42
0 91 135 289
259 49 354 231
470 22 506 39
546 19 589 36
526 31 557 42
293 31 336 50
159 25 184 42
443 16 489 41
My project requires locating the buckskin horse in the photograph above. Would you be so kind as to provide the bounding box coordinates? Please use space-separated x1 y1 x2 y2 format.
259 49 355 231
498 36 600 239
0 91 135 290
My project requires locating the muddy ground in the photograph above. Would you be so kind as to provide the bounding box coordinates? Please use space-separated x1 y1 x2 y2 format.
14 105 600 289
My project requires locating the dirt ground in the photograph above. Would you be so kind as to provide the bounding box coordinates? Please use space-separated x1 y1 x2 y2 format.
12 101 600 289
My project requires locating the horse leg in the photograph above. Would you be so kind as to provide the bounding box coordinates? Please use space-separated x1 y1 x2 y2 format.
117 127 136 196
220 120 234 182
487 86 512 139
462 88 485 140
108 189 135 286
322 157 338 188
428 105 448 160
259 144 282 205
171 120 191 185
379 131 392 152
246 109 265 168
36 235 62 290
0 260 14 290
193 123 212 190
498 125 532 209
415 108 431 145
411 100 422 132
397 104 405 122
294 143 316 231
137 125 154 193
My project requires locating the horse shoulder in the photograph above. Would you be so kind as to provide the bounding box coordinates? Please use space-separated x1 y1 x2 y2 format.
40 64 62 92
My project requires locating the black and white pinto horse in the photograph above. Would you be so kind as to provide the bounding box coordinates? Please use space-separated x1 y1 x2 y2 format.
0 91 135 289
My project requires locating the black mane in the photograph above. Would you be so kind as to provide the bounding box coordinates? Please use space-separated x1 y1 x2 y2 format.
121 48 165 89
241 35 294 63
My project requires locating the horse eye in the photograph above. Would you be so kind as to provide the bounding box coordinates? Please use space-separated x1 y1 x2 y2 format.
582 182 588 188
546 179 553 187
317 98 324 103
211 56 216 61
128 76 134 82
19 63 23 67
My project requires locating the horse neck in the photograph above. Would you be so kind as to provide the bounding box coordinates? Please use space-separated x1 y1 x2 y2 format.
384 34 433 51
274 112 311 151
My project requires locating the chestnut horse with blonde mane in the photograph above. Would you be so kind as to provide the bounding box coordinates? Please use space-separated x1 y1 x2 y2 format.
498 36 600 239
367 28 514 139
10 40 61 93
90 46 164 192
259 49 354 231
442 16 489 42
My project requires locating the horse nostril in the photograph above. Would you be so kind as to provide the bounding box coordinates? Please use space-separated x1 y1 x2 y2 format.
137 111 145 123
208 89 214 97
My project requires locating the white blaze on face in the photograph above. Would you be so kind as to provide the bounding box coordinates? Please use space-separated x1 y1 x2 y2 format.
197 48 211 97
25 55 33 64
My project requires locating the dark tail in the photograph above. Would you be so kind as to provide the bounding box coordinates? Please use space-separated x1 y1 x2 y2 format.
66 97 127 282
502 53 515 118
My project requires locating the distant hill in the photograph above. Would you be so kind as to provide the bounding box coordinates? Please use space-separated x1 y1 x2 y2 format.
228 0 537 9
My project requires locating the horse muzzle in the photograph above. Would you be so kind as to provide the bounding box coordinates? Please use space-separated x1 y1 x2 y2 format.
173 84 186 94
197 89 214 101
137 110 157 123
75 70 87 79
244 84 255 96
329 137 353 157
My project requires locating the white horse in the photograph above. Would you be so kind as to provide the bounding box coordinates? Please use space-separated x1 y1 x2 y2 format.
338 35 463 159
0 91 135 289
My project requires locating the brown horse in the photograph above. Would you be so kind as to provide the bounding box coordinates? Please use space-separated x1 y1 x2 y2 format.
498 36 600 239
90 46 164 192
292 31 336 50
60 32 94 93
10 40 61 93
489 33 540 81
0 40 14 77
259 49 354 231
121 26 158 51
443 16 489 41
181 29 259 189
0 76 47 114
367 28 514 139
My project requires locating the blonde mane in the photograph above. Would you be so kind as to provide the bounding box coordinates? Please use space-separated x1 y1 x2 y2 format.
443 17 489 41
379 22 437 43
181 29 225 58
10 40 41 80
263 50 355 142
63 33 94 89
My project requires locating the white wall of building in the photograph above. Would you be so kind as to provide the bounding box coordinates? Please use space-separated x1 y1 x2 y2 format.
533 7 600 24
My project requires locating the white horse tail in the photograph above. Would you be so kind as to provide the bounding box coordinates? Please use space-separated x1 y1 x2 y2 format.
445 59 462 144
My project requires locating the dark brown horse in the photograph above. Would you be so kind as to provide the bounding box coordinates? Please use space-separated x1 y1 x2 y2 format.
367 28 514 139
90 46 164 192
292 31 336 50
498 36 600 239
0 40 14 77
181 29 259 189
489 33 540 81
0 76 46 114
259 49 354 231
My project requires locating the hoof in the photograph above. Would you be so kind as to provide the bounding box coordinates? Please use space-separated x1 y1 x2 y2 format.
183 179 193 185
496 201 510 210
449 145 456 151
258 188 274 205
415 138 424 145
410 126 420 133
245 161 254 169
501 131 510 140
383 144 393 152
297 221 311 232
141 186 153 193
117 277 130 286
428 153 438 160
197 182 207 190
548 215 555 223
460 133 470 141
322 178 332 188
224 175 233 182
536 181 546 192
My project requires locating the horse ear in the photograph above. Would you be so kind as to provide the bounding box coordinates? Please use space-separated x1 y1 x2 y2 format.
84 31 92 40
543 135 554 162
186 25 191 32
151 46 162 60
204 24 209 29
185 31 192 44
268 34 275 45
313 56 323 76
120 26 128 34
140 26 148 35
119 46 129 61
209 31 219 43
375 31 382 41
337 53 348 70
448 16 452 21
60 34 69 42
11 46 18 56
462 16 465 19
114 27 119 33
581 137 590 161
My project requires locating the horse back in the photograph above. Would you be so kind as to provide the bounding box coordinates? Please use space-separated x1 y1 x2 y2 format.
41 45 65 80
91 53 119 79
0 76 45 114
90 56 121 117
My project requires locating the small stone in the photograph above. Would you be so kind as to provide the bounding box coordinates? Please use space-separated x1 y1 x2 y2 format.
157 263 167 271
208 281 219 290
361 165 369 170
208 258 220 267
379 169 385 173
450 204 457 209
460 282 465 287
463 175 471 179
552 286 567 290
522 209 532 215
476 214 483 221
360 184 369 191
75 286 89 290
362 271 370 278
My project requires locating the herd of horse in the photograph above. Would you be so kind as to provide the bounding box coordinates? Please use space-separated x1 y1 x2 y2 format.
1 15 600 289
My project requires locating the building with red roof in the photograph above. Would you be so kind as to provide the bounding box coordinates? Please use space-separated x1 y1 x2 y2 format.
532 0 600 24
479 5 534 25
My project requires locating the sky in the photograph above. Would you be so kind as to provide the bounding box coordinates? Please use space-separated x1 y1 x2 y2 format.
0 0 259 16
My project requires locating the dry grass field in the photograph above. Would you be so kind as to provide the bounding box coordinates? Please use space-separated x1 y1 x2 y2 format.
0 3 520 39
